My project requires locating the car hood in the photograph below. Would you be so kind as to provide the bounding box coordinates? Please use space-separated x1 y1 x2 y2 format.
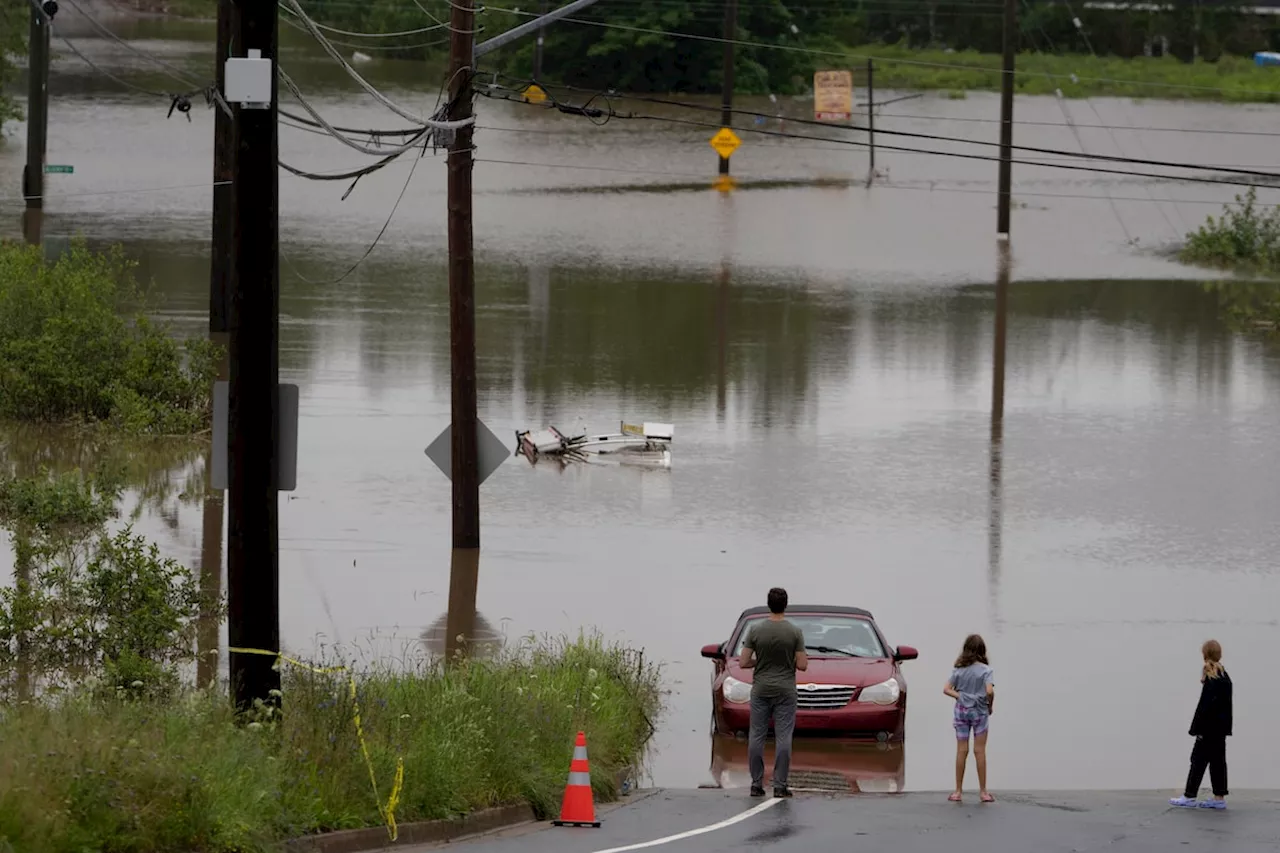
726 656 894 687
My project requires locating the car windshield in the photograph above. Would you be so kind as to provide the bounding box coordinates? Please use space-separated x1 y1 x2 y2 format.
731 615 885 659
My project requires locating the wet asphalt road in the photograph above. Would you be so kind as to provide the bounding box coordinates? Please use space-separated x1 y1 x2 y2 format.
403 789 1280 853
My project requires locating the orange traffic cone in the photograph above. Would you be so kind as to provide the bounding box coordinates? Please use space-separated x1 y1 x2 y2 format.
552 731 601 828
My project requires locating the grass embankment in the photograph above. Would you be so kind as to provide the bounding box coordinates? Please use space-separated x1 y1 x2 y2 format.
0 634 662 853
0 241 217 435
852 46 1280 102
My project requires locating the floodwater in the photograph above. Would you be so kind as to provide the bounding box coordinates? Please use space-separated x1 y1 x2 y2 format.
3 9 1280 793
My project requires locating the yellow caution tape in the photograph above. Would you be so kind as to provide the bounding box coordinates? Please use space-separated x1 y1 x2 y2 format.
228 647 405 842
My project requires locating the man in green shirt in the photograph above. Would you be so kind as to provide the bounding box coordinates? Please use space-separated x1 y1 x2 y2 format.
740 587 808 798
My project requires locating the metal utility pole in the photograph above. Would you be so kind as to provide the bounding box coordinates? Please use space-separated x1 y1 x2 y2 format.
23 2 51 217
532 0 548 79
866 59 875 187
718 0 738 177
226 0 281 713
997 0 1016 238
211 0 236 333
448 0 481 551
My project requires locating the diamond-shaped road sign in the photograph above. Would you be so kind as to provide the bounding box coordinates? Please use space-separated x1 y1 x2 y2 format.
424 419 510 485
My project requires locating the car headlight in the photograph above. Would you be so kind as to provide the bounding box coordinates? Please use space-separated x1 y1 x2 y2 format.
857 678 900 705
722 676 752 704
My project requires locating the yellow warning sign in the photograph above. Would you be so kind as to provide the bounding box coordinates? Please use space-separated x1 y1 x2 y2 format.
522 84 548 105
709 127 741 159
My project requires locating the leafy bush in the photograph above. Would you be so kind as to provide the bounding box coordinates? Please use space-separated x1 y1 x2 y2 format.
0 634 663 853
1181 188 1280 273
0 471 207 701
0 241 219 434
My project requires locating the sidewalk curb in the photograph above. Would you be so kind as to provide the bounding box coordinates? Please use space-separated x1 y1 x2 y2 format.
280 804 537 853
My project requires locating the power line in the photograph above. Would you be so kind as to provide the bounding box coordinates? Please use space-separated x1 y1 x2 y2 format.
860 111 1280 140
482 4 1280 98
470 156 1280 208
280 2 447 38
486 80 1280 184
280 0 475 129
59 0 205 88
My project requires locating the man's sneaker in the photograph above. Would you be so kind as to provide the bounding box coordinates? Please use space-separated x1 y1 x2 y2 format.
773 786 793 798
1198 798 1227 810
749 786 766 798
1169 796 1199 808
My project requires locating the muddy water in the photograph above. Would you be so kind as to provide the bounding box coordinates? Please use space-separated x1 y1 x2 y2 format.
3 15 1280 793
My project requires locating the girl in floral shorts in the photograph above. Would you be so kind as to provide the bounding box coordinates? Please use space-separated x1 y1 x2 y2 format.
943 634 995 803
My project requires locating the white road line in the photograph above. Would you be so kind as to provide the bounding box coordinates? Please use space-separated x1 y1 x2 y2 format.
591 798 784 853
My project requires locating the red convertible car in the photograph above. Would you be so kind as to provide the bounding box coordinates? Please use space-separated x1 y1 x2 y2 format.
701 605 917 740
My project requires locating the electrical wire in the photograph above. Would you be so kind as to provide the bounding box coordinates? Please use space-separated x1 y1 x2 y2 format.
850 111 1280 139
482 4 1280 98
280 0 476 129
280 2 447 38
59 0 206 89
279 14 450 51
279 69 435 156
469 156 1280 208
486 79 1280 183
478 87 1280 192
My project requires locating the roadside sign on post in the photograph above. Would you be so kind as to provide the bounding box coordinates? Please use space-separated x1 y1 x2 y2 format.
44 164 73 174
211 381 300 491
814 70 853 121
424 420 510 485
709 127 741 159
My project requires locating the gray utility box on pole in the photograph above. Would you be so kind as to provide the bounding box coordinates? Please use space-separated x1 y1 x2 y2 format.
210 381 300 491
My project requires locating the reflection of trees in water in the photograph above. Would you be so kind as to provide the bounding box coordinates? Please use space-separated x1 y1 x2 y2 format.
1203 280 1280 339
91 241 1280 422
0 423 204 525
420 611 505 659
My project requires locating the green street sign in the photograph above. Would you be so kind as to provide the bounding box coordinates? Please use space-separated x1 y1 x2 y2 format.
44 165 73 174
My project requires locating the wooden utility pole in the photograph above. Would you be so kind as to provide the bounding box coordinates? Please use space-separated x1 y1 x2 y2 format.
447 0 480 551
997 0 1016 238
226 0 281 713
718 0 737 176
23 2 51 217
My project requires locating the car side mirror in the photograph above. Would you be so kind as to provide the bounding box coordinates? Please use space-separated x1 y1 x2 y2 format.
701 643 726 661
894 645 919 662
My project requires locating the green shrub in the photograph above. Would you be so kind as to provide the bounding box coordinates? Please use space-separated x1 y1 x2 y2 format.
0 241 219 434
0 634 663 853
1181 188 1280 273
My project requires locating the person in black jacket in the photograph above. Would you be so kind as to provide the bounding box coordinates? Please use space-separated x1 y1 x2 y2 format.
1170 639 1232 810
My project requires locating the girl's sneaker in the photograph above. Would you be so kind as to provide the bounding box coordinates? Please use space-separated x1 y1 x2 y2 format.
1169 796 1199 808
1198 798 1227 810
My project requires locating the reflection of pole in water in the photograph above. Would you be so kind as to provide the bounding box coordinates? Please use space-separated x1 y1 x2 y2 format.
21 210 43 247
717 261 729 422
422 608 503 658
990 243 1010 426
988 243 1010 631
444 547 481 663
197 333 230 688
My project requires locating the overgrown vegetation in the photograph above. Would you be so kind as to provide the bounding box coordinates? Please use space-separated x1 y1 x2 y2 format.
1182 189 1280 273
0 241 219 434
0 634 662 853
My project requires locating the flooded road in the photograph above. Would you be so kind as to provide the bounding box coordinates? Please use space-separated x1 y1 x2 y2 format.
3 13 1280 793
